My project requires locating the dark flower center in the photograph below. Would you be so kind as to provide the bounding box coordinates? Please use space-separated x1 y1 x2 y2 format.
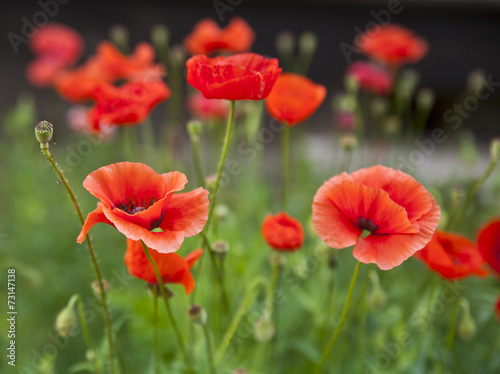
119 195 158 214
357 217 379 233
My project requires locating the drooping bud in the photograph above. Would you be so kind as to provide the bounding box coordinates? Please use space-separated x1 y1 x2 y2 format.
490 138 500 163
35 120 53 148
188 304 207 326
187 120 203 143
458 298 476 340
254 316 275 342
55 295 78 337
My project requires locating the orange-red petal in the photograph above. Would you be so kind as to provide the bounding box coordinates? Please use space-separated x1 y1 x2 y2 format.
77 203 114 243
261 212 304 251
477 218 500 275
265 73 326 126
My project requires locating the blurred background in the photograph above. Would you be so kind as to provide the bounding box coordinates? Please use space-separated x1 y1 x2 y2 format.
1 0 500 139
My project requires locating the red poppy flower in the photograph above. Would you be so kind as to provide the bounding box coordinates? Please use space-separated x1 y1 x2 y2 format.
187 92 228 121
312 165 440 270
261 212 304 251
265 73 326 126
26 23 83 87
54 41 163 102
77 162 209 253
346 61 393 95
184 17 255 55
358 24 428 66
124 239 203 295
186 53 282 100
414 231 489 280
87 80 170 130
477 218 500 275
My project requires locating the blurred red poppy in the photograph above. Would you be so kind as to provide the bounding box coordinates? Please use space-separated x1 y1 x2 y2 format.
312 165 440 270
265 73 326 126
414 231 489 280
54 41 163 102
87 79 170 130
124 239 203 295
26 23 83 87
358 24 428 66
184 17 255 55
77 162 209 253
261 212 304 252
186 53 281 100
477 218 500 275
187 92 229 122
346 61 393 95
496 296 500 322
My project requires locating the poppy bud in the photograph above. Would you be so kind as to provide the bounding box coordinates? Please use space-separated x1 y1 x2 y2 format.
275 31 295 56
205 174 217 192
170 44 185 66
150 24 170 48
490 138 500 163
382 115 401 136
344 75 360 94
188 304 207 326
397 69 419 98
254 316 275 342
35 120 53 148
339 133 358 151
458 298 476 341
187 120 203 143
91 279 110 300
298 31 318 56
466 69 487 93
451 186 465 210
86 349 96 363
55 295 78 337
416 88 435 112
211 240 229 260
109 24 129 52
368 269 387 310
269 253 286 267
215 204 230 221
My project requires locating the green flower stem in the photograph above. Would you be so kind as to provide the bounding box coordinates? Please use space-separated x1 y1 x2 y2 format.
40 147 115 374
205 100 236 231
319 265 336 343
152 285 160 374
315 261 362 373
73 294 100 374
141 242 192 373
282 124 290 209
450 156 498 230
202 323 216 374
190 133 206 189
442 297 460 372
215 276 270 365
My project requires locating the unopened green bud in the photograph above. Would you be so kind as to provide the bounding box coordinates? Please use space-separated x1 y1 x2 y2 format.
109 24 129 52
466 69 487 93
35 120 53 148
215 204 230 220
298 31 318 55
339 133 358 151
211 240 229 260
458 298 476 341
187 120 203 143
382 115 401 136
416 88 435 111
205 174 217 191
55 299 77 337
188 304 207 326
170 44 185 66
91 279 110 300
451 186 465 209
345 76 360 95
397 69 419 97
490 138 500 162
368 269 387 310
275 31 295 55
332 94 356 112
254 316 275 342
150 24 170 48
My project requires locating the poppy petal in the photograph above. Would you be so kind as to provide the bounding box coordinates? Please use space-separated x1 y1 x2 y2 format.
326 180 417 235
77 203 114 243
162 171 189 193
185 249 204 270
